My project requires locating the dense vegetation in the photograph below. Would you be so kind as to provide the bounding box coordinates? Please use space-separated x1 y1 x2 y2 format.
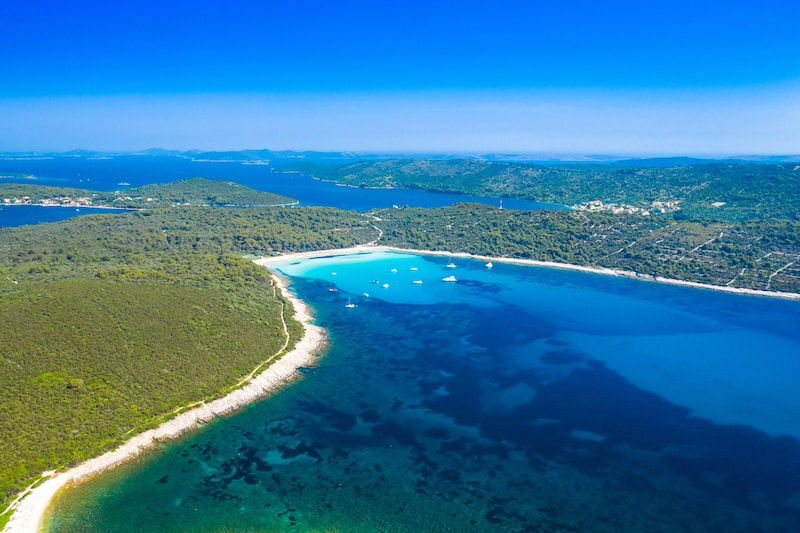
1 165 798 516
0 184 97 201
0 206 377 511
118 178 295 207
375 204 800 293
281 159 800 222
0 178 295 209
0 278 288 504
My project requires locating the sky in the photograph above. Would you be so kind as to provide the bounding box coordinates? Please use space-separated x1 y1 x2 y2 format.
1 0 798 154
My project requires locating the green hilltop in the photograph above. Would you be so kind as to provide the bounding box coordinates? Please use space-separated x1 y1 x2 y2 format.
278 159 800 222
0 177 295 210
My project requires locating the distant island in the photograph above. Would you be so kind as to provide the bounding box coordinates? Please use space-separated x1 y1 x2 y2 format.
276 158 800 222
0 177 296 210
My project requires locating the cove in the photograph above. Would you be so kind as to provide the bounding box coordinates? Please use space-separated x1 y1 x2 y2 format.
0 155 563 212
45 252 800 531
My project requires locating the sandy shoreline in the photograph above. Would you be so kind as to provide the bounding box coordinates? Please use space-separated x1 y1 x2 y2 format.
257 245 800 301
3 272 325 533
4 244 797 531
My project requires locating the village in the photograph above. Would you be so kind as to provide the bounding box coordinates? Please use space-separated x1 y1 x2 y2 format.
571 199 681 216
1 194 95 207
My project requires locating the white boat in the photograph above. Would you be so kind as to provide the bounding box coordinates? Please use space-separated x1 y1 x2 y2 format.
410 267 419 271
363 292 370 298
441 275 457 282
390 268 398 273
345 298 356 309
446 262 457 269
485 262 493 269
328 287 338 293
412 280 423 284
331 271 337 275
382 283 390 288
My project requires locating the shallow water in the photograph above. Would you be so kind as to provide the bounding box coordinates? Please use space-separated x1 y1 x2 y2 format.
46 253 800 531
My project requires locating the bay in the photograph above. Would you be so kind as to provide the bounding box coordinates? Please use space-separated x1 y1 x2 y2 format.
46 252 800 532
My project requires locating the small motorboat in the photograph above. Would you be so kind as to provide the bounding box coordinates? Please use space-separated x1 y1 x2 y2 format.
441 276 457 282
390 268 398 273
371 279 380 284
410 267 419 271
363 292 370 298
328 287 338 293
485 262 493 269
412 280 423 284
331 271 337 276
382 283 390 288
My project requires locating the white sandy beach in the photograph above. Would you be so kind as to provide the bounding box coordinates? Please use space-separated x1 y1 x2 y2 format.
2 273 325 533
258 245 800 301
5 243 797 532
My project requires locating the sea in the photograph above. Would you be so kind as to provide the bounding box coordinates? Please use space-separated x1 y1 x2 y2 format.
45 251 800 532
0 155 559 228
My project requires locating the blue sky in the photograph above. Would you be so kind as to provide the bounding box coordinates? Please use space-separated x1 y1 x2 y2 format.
1 1 798 153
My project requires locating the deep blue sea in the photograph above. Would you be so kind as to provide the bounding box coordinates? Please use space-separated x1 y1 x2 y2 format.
0 206 125 228
46 252 800 531
0 155 560 228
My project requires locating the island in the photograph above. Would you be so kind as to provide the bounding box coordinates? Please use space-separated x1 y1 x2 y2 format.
0 177 296 210
1 164 799 529
276 158 800 222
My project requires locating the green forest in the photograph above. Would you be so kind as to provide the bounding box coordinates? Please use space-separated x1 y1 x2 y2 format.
0 178 295 209
1 165 798 515
279 159 800 222
0 206 376 511
374 204 800 293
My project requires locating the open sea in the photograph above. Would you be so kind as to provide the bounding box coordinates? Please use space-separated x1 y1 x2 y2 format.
45 252 800 532
0 155 560 228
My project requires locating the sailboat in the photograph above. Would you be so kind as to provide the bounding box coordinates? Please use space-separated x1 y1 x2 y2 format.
345 297 356 309
445 262 456 269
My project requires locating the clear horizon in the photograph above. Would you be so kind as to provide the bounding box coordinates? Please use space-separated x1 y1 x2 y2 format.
1 1 798 153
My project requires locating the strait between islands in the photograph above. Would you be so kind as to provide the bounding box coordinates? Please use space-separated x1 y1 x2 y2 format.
5 244 799 532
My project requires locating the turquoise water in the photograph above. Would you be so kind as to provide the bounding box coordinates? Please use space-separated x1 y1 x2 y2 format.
47 253 800 531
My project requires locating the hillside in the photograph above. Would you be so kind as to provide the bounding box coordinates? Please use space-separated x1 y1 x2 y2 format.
0 206 377 510
280 159 800 222
375 204 800 293
0 178 296 209
120 178 295 207
2 198 798 513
